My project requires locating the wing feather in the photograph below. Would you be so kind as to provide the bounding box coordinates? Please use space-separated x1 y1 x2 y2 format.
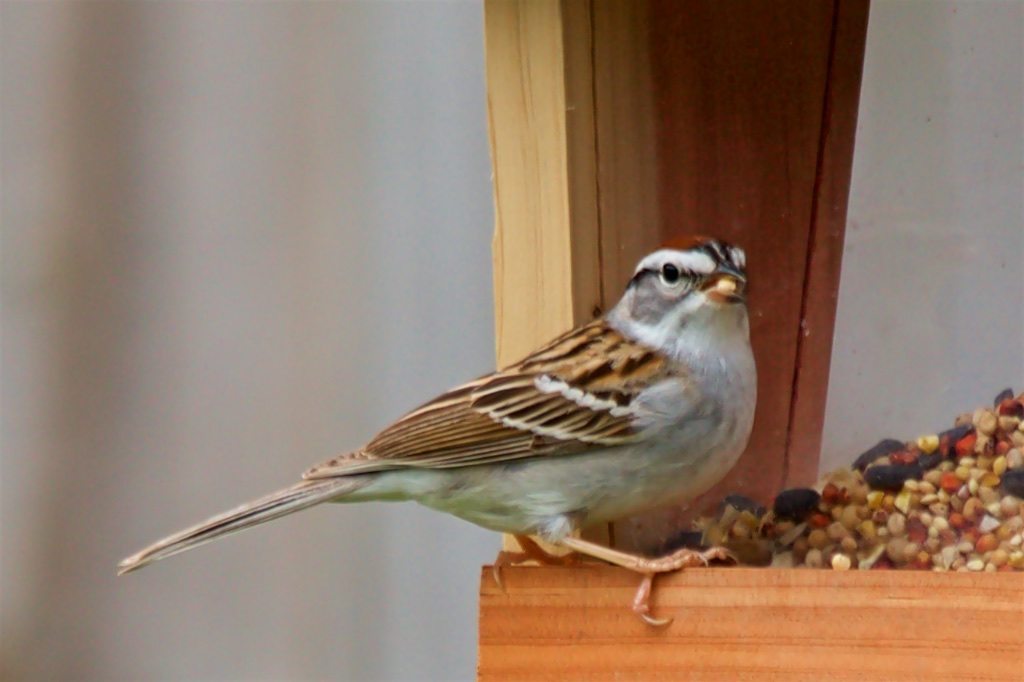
303 320 692 479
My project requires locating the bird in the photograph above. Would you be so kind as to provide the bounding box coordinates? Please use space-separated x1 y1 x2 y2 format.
118 237 756 625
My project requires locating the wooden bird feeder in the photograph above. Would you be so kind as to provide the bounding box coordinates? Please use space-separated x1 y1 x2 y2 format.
480 1 1024 679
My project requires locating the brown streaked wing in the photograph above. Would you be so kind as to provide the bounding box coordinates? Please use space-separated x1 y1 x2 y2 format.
302 320 675 479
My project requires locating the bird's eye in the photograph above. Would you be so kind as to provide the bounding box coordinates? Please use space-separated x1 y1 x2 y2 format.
660 263 682 285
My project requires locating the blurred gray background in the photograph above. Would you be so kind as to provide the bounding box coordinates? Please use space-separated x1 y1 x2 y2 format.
820 0 1023 468
3 2 495 680
2 1 1021 681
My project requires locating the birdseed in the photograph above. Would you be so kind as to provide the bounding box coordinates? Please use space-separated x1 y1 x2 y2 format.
687 388 1024 572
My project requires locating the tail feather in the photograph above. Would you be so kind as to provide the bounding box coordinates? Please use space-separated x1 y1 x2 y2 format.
118 477 367 575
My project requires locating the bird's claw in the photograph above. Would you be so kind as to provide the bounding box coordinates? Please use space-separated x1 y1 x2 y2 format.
492 536 580 592
631 573 673 627
639 611 673 627
491 564 504 591
701 546 737 565
491 550 526 592
628 546 735 626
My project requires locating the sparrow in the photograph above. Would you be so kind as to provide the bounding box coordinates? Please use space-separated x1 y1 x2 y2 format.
119 237 756 625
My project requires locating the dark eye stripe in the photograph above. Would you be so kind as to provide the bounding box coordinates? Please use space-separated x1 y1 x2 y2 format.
628 268 658 287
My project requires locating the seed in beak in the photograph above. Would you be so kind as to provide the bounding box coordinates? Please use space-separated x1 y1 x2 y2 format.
714 277 738 297
703 274 745 303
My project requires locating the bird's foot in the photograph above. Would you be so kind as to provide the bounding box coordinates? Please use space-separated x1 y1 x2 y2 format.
559 537 735 626
491 534 579 591
628 544 735 573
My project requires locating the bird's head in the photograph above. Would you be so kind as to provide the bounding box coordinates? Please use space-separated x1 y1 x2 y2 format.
609 237 749 351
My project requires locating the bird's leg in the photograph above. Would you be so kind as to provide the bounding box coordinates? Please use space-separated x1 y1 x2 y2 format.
559 536 735 626
518 534 581 566
492 534 580 590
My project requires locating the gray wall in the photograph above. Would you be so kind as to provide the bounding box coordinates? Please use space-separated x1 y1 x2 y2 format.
820 0 1024 470
2 2 495 680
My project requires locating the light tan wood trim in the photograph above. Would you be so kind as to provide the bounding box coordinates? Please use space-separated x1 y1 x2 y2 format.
480 566 1024 680
485 0 601 369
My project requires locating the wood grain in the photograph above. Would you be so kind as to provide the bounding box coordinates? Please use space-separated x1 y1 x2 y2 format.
479 566 1024 681
484 0 601 369
786 0 871 476
591 0 660 311
647 0 835 520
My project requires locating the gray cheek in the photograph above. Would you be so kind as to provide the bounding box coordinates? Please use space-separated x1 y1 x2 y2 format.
629 282 674 325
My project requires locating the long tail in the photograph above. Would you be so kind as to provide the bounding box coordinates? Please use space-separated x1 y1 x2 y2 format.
118 477 368 575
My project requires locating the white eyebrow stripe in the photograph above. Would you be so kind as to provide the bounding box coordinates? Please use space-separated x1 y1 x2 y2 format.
677 251 717 273
635 249 717 275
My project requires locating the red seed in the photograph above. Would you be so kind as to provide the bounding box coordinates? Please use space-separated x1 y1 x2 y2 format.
996 441 1010 456
822 483 840 504
975 533 999 553
940 472 961 493
907 518 928 544
890 450 918 465
955 433 976 457
809 512 831 528
949 512 968 529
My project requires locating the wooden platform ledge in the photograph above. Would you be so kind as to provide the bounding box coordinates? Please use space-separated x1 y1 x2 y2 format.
479 566 1024 681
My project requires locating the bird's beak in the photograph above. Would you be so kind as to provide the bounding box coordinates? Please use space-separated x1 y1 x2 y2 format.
701 266 746 304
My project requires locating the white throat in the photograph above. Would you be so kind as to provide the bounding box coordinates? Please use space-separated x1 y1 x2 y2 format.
606 295 751 370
